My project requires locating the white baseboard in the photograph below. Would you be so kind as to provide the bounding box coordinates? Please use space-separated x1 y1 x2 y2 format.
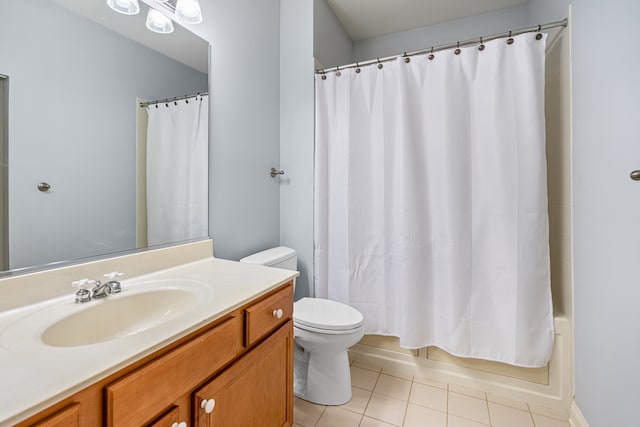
569 400 590 427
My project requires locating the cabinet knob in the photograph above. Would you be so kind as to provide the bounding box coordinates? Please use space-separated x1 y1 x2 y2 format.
272 308 284 319
201 398 216 414
171 423 187 427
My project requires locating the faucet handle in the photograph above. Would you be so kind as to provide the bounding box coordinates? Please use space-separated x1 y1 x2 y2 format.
104 272 123 293
71 279 92 304
71 279 91 289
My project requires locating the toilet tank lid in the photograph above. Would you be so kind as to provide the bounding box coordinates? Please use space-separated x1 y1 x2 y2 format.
239 246 296 266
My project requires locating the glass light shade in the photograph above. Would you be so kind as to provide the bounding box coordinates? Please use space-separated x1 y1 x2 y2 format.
106 0 140 15
146 9 174 34
175 0 203 24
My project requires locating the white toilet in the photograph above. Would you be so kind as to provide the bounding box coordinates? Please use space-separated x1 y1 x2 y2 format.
240 247 365 406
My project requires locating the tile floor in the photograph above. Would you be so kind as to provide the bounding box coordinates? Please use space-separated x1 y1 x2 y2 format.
293 360 570 427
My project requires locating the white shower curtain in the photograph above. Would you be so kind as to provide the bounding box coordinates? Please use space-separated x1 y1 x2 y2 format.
146 95 208 247
314 33 554 367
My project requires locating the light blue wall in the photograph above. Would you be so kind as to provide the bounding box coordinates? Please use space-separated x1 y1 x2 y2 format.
194 2 640 425
526 0 571 25
352 5 527 63
563 0 640 425
313 0 353 69
188 0 282 261
280 0 315 299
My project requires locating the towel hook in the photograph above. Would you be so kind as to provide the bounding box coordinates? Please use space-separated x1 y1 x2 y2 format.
270 168 285 178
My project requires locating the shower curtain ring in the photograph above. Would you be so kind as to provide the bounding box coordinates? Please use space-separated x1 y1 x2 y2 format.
377 58 383 69
428 47 435 61
321 69 327 80
536 25 543 40
335 66 341 77
355 63 361 73
507 30 514 45
479 36 485 51
455 41 461 55
403 52 411 63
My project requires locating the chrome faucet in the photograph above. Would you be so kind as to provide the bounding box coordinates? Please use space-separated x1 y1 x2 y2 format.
91 272 124 299
72 272 124 303
90 280 113 299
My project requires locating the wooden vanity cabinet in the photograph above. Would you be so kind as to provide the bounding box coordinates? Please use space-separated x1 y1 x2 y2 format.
30 404 80 427
105 315 245 426
193 321 293 427
17 282 293 427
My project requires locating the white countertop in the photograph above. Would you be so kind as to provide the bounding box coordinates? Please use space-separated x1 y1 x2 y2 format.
0 256 297 426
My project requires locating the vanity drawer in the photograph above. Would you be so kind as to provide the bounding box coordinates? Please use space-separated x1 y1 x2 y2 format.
105 315 243 427
244 283 293 347
31 403 80 427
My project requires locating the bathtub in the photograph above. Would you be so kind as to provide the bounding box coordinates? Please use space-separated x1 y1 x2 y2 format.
348 315 572 412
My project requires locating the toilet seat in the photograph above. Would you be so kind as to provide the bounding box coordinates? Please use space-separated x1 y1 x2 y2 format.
294 322 364 335
294 298 364 333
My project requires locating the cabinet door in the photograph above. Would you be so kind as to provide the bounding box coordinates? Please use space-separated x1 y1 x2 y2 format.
147 405 183 427
194 320 293 427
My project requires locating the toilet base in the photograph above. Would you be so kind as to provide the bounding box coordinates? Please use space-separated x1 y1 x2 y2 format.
294 348 353 406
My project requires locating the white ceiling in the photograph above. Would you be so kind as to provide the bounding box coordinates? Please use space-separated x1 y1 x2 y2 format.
52 0 208 74
326 0 529 41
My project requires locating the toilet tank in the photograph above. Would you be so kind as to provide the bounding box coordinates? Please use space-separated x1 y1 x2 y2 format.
239 247 297 271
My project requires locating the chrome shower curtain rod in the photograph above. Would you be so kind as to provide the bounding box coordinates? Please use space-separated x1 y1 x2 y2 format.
139 91 208 108
316 18 568 74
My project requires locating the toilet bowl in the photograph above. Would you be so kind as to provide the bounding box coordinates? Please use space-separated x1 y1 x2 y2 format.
240 247 365 405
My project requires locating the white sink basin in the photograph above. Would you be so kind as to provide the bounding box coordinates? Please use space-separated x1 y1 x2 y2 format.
0 279 214 350
41 288 199 347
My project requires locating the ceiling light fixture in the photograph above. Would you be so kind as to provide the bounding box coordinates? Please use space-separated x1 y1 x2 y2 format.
107 0 203 35
146 9 175 34
175 0 203 24
106 0 140 15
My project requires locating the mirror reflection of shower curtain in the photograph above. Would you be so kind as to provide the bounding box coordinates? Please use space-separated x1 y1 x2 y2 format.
146 95 208 246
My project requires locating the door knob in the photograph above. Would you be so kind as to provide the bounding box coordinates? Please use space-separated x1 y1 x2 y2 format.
630 170 640 181
37 182 51 192
273 308 284 319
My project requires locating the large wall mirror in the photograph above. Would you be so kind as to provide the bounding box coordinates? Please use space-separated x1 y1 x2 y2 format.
0 0 209 276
